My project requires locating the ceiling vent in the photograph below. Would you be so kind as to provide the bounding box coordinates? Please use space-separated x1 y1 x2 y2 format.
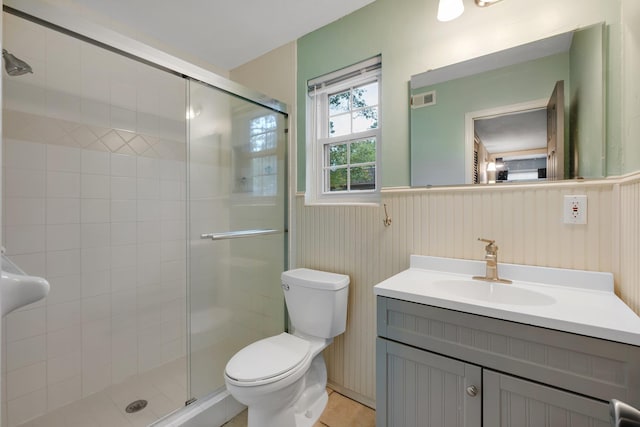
411 90 436 109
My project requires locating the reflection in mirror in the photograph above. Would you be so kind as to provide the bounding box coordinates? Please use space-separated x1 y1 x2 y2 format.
473 108 548 184
410 23 604 187
469 80 564 184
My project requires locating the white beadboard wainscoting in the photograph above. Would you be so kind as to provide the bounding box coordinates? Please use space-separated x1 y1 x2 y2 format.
294 173 640 406
618 175 640 314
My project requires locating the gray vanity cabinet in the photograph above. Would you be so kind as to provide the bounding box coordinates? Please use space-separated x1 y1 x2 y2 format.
377 338 481 427
376 296 640 427
483 370 609 427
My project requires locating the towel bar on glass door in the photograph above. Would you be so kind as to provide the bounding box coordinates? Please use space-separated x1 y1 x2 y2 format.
200 229 281 241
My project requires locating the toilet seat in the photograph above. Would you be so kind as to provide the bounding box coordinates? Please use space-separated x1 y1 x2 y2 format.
225 333 311 385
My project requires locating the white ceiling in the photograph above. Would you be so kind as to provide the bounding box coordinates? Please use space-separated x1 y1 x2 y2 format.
474 109 548 155
63 0 376 70
411 31 573 89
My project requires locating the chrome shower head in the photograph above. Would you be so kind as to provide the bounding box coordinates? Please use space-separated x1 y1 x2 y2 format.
2 49 33 76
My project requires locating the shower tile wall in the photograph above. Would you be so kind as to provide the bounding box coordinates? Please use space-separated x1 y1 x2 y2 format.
1 12 187 427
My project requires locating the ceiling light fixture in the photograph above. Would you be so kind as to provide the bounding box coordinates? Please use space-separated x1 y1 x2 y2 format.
437 0 464 22
475 0 504 7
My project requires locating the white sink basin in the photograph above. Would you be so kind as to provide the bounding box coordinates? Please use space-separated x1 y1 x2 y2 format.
1 254 50 317
373 255 640 346
433 279 556 306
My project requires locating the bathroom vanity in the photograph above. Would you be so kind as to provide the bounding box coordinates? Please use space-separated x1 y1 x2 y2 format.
374 256 640 427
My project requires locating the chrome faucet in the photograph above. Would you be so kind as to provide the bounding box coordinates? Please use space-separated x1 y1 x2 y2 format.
472 238 512 284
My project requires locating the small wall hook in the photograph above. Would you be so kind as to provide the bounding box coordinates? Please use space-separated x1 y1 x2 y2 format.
383 204 392 227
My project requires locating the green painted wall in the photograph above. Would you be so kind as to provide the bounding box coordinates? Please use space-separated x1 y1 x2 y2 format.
621 0 640 175
297 0 622 191
297 0 434 190
410 53 569 186
570 24 605 178
606 18 623 177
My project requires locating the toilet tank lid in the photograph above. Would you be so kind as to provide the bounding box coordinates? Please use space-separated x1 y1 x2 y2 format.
281 268 349 290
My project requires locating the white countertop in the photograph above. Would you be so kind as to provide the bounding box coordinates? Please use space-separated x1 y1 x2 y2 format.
373 255 640 346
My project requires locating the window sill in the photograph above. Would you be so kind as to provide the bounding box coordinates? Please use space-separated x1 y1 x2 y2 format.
304 191 381 207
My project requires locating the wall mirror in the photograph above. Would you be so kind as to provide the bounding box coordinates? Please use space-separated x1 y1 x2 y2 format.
410 23 605 187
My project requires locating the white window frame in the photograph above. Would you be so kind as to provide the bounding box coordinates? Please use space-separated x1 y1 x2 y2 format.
305 56 382 205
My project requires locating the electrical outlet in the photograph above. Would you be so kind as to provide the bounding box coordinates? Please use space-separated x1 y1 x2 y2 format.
563 195 587 224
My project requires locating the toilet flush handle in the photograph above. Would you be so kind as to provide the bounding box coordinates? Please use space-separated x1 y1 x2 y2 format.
282 283 290 291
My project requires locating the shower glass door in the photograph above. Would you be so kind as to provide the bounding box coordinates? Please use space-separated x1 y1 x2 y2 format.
187 79 287 399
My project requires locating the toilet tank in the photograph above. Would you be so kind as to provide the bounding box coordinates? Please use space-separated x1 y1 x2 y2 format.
281 268 349 339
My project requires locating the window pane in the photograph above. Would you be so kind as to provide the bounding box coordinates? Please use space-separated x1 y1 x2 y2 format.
251 157 276 176
329 113 350 137
251 157 263 174
250 117 264 135
250 133 266 152
350 165 376 190
265 114 277 129
249 155 277 196
353 82 378 108
250 114 276 135
262 174 276 195
328 143 347 166
352 107 378 132
329 90 350 115
263 155 276 175
253 176 263 194
328 168 348 191
350 139 376 164
264 131 276 150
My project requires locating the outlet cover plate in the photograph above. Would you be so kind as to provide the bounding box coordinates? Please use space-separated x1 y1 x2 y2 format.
564 195 587 224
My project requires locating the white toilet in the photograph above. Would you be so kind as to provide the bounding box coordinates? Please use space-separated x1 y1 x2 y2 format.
224 268 349 427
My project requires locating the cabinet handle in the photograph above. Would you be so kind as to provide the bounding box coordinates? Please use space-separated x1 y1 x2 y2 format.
466 385 479 397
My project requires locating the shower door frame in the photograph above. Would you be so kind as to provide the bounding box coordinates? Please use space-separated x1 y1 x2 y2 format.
1 2 287 115
185 77 290 402
2 0 290 420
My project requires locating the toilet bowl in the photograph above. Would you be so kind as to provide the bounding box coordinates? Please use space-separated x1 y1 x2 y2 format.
224 268 349 427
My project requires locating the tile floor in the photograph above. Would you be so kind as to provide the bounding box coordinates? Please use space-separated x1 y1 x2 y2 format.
223 388 376 427
15 358 187 427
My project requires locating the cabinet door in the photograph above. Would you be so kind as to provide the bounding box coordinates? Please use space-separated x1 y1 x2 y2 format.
376 338 482 427
483 370 610 427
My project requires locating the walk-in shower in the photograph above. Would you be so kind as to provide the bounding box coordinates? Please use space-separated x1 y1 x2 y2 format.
2 48 33 76
1 6 287 427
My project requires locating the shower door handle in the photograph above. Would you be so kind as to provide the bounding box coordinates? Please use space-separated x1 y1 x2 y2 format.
200 229 281 241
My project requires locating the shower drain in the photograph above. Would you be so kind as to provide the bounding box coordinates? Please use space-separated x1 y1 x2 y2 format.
125 399 148 413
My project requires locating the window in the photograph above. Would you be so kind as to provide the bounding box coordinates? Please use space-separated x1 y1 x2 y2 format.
234 113 279 197
249 114 278 196
306 56 381 205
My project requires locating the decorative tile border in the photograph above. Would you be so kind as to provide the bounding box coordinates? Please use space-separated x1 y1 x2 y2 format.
3 109 186 161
